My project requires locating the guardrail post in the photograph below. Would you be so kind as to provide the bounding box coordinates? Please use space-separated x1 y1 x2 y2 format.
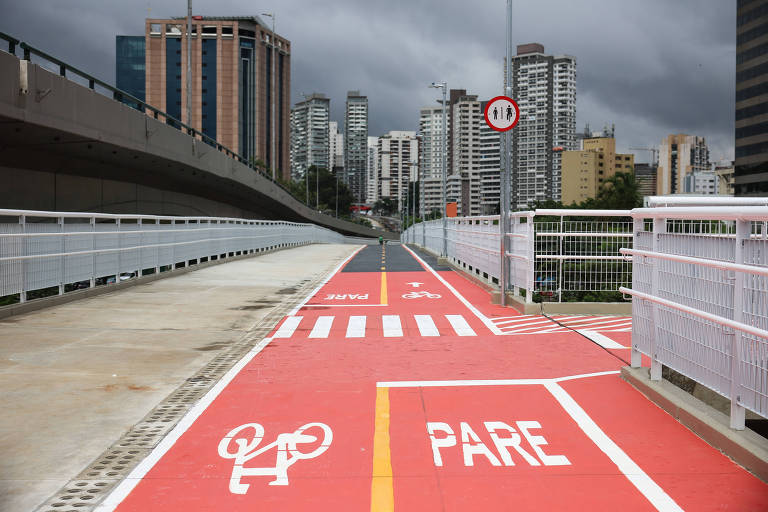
630 217 643 368
526 214 535 304
58 216 65 295
730 219 748 430
19 215 26 303
115 218 121 284
558 215 564 303
90 217 96 289
137 218 144 276
649 216 665 381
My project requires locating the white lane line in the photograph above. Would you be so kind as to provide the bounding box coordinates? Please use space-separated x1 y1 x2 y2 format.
402 245 504 335
567 320 633 331
446 315 476 336
96 244 363 511
289 245 365 315
545 382 683 512
377 370 620 388
346 315 366 338
382 315 403 337
95 337 275 511
577 330 629 349
491 315 536 321
273 316 302 338
309 316 334 338
415 315 440 337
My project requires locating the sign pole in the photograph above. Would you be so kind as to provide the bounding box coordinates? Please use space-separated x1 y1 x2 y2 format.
501 0 513 307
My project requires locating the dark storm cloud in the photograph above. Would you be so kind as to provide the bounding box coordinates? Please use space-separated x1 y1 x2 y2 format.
0 0 735 161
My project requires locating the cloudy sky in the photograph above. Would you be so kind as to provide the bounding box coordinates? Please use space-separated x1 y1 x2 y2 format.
1 0 736 163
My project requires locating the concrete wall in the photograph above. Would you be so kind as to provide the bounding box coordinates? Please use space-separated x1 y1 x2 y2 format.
0 50 391 238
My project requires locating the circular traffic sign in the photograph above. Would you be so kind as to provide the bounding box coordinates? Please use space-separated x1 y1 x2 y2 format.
484 96 520 132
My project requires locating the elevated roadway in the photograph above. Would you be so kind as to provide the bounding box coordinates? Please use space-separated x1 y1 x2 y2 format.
3 242 766 511
0 49 390 239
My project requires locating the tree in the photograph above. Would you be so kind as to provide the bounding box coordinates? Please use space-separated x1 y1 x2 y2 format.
593 172 642 209
283 166 355 215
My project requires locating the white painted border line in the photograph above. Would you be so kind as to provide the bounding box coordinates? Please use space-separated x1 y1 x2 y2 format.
94 336 275 511
494 318 554 327
415 315 440 337
446 314 476 337
402 245 503 335
289 245 365 315
577 330 629 349
346 315 366 338
376 370 620 388
273 316 302 338
545 382 683 512
96 245 363 511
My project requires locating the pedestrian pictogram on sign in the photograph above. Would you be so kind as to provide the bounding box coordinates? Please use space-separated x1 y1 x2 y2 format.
484 96 520 132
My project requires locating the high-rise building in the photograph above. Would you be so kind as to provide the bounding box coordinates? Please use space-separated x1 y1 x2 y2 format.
140 16 290 180
508 43 577 208
290 93 330 180
657 134 710 195
634 164 658 199
376 131 418 209
367 136 380 204
344 91 369 203
736 0 768 195
419 105 449 216
449 94 501 216
682 170 717 195
115 36 146 102
328 121 344 169
561 136 634 204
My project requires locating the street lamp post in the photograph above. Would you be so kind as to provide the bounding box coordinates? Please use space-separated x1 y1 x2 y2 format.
261 12 277 182
186 1 192 130
499 0 513 307
429 81 448 257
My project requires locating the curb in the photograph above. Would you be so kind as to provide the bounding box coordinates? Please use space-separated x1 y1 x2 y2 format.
621 366 768 483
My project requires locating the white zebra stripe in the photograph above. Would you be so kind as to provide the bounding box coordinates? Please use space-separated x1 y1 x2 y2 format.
346 316 366 338
382 315 403 337
446 315 476 336
415 315 440 337
309 316 334 338
274 316 302 338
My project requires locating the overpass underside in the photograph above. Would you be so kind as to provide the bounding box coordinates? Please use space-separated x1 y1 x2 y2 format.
0 49 386 238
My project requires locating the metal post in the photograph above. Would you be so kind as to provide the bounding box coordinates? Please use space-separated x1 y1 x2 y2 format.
630 217 643 368
58 217 65 295
499 0 513 306
186 0 192 128
730 219 748 430
441 84 448 257
558 215 563 303
650 216 665 381
19 215 26 303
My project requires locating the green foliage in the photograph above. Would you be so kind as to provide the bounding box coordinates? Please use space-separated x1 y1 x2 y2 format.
283 166 355 214
373 198 399 216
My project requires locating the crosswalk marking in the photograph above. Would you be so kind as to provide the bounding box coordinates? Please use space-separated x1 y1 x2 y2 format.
382 315 403 337
309 316 334 338
274 316 302 338
577 330 629 349
446 314 476 336
346 316 366 338
415 315 439 337
491 314 632 335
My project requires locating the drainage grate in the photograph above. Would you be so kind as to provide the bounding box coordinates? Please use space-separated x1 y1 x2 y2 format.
34 272 323 512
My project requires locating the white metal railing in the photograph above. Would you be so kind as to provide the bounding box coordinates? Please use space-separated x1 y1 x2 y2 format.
0 209 354 304
619 206 768 429
402 209 633 303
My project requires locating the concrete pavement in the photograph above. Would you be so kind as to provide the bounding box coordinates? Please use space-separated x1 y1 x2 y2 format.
0 243 357 512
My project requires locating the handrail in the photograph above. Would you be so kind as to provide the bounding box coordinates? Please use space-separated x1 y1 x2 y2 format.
619 286 768 341
630 206 768 221
620 248 768 278
0 32 301 202
0 208 310 225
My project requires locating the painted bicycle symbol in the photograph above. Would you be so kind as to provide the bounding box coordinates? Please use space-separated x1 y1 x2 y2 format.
402 291 442 299
217 422 333 494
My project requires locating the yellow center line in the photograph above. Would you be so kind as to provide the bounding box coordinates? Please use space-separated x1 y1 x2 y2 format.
371 386 393 512
380 271 388 305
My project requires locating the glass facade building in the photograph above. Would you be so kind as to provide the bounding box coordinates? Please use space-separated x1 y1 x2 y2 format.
115 35 145 103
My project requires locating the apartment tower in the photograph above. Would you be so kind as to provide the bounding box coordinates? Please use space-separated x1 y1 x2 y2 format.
290 93 330 180
657 134 710 195
376 131 418 208
561 135 634 204
418 105 450 216
344 91 369 203
143 16 290 180
509 43 577 208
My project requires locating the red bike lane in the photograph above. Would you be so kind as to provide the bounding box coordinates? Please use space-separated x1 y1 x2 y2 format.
96 244 768 512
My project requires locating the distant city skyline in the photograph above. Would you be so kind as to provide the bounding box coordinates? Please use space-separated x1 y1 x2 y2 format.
0 0 736 163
